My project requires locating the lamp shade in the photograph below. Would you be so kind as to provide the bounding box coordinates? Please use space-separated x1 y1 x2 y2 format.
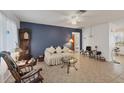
69 39 73 43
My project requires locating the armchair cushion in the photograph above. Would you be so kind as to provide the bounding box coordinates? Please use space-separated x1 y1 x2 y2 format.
21 68 42 79
21 68 43 83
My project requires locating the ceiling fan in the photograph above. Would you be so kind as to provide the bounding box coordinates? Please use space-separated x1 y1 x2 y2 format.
69 10 87 25
57 10 87 28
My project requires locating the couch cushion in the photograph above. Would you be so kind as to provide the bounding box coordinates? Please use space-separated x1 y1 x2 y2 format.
46 47 55 54
56 46 62 53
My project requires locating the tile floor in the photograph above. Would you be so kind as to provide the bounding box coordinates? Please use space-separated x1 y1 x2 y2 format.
115 55 124 64
6 54 124 83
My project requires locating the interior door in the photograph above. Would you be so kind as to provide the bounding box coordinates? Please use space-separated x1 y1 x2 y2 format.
72 32 80 52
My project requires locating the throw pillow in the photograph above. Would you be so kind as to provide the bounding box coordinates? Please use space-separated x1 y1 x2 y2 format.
56 46 62 53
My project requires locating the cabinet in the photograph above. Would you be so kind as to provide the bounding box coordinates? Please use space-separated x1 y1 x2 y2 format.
19 28 32 60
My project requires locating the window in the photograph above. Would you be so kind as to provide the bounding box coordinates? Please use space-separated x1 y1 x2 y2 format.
114 32 124 46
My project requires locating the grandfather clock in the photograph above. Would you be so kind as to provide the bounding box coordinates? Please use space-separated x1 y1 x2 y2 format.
19 28 32 60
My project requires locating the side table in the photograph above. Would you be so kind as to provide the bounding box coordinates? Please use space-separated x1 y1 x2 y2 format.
37 55 44 62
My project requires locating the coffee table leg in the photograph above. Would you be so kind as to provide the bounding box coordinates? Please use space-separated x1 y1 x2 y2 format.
61 63 65 68
67 63 70 74
72 64 78 71
74 65 78 71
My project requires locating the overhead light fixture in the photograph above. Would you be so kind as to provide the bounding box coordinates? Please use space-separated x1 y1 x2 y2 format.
71 20 77 25
69 10 87 25
71 15 79 25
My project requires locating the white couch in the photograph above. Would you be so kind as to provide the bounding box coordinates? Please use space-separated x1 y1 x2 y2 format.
44 46 74 65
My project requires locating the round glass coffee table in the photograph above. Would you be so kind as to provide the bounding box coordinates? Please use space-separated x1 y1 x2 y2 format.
61 56 78 74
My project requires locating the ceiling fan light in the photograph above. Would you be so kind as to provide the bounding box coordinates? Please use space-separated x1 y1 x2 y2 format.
71 20 77 25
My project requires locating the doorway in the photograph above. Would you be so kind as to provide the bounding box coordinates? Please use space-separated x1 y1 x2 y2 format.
110 27 124 64
72 32 80 52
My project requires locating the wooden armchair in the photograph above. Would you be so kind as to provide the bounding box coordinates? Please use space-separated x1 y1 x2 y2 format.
17 58 37 76
0 51 43 83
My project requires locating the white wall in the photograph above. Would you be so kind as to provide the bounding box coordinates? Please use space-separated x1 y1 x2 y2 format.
1 10 20 28
82 23 110 61
0 11 20 83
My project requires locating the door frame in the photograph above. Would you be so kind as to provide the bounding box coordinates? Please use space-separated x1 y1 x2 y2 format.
72 32 80 52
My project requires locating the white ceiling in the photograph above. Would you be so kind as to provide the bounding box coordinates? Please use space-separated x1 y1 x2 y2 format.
8 10 124 28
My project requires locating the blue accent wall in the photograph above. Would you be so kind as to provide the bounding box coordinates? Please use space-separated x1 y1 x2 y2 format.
20 22 82 57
